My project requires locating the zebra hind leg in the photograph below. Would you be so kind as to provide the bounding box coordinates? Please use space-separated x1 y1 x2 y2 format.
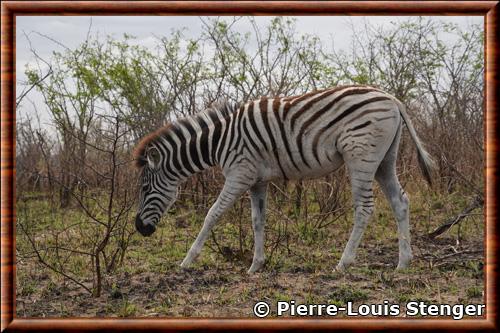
375 137 413 269
336 169 376 271
248 182 268 274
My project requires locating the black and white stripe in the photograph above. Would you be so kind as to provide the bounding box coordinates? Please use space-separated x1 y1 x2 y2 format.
135 85 434 272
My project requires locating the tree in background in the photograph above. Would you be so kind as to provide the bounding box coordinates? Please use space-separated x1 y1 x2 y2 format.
16 17 484 296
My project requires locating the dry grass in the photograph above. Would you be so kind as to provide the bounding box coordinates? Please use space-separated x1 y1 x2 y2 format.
16 181 484 318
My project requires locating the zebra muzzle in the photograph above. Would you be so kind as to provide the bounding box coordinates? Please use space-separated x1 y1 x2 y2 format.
135 215 156 236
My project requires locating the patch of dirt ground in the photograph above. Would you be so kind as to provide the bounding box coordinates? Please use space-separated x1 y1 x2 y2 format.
16 236 484 318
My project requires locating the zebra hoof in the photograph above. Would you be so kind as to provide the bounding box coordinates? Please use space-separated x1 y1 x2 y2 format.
396 262 411 271
247 267 260 274
396 255 413 270
336 255 355 271
335 263 347 272
247 261 265 274
336 260 353 272
180 258 192 269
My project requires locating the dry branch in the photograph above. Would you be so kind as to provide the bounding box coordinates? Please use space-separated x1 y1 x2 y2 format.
428 195 484 239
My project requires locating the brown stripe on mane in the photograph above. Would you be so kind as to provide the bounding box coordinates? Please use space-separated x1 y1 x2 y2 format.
133 123 173 168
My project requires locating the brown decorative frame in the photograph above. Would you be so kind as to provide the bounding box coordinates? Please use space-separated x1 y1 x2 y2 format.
1 1 498 332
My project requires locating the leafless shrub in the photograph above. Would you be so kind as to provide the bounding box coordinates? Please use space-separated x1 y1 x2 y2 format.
16 17 483 296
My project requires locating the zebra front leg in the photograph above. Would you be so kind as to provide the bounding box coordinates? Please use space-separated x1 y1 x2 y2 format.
180 179 250 268
248 182 268 274
337 172 375 271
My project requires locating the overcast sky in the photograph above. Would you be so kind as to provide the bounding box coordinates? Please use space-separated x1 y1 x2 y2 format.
16 16 483 123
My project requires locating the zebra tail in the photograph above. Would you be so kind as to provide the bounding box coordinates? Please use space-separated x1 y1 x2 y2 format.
396 101 436 186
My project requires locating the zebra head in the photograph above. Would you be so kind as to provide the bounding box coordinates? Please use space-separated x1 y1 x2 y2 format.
135 144 178 237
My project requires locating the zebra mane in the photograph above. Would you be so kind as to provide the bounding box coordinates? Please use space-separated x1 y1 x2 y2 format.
133 123 173 168
207 99 238 119
133 100 238 168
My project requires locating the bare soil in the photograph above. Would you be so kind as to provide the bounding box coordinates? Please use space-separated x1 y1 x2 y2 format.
16 235 484 318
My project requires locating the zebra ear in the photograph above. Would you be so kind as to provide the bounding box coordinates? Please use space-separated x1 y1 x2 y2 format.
146 146 161 169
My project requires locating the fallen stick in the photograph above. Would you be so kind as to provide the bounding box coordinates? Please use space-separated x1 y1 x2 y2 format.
428 195 484 239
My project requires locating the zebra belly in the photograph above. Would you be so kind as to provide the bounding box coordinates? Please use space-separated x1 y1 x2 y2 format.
260 142 344 181
288 149 344 180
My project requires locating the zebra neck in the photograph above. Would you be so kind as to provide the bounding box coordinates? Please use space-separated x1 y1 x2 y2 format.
176 116 231 180
165 107 237 180
213 112 240 169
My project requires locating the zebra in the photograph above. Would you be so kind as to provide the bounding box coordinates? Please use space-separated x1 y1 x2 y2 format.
134 85 434 273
